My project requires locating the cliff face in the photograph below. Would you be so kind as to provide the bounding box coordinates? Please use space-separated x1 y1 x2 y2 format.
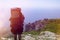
25 19 60 32
25 19 48 32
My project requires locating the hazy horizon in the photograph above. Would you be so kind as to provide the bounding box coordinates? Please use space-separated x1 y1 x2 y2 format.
0 0 60 35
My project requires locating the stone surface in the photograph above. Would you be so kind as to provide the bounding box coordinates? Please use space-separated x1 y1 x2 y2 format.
0 31 60 40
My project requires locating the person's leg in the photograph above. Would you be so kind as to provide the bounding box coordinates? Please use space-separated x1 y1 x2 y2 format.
18 34 21 40
14 34 17 40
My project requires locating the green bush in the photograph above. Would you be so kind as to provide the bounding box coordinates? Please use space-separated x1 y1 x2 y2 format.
43 23 57 33
23 30 40 35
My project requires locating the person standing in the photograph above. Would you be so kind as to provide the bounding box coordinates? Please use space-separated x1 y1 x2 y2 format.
9 8 25 40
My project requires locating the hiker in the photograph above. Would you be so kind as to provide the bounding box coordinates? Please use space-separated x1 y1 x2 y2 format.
10 8 25 40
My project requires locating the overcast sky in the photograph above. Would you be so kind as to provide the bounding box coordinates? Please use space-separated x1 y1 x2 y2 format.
0 0 60 31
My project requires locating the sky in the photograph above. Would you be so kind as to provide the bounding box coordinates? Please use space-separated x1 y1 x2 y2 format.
0 0 60 34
